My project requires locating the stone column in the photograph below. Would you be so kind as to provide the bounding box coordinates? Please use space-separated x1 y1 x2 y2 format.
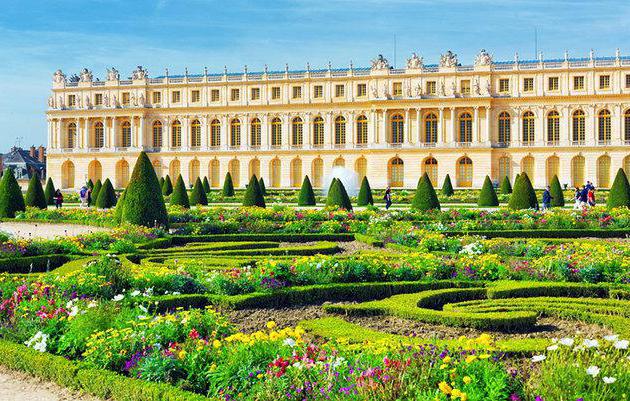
450 107 457 144
324 112 332 146
473 107 479 143
483 106 491 144
437 108 444 145
348 112 355 146
404 108 411 144
304 113 312 147
368 110 376 146
380 109 387 144
138 116 145 148
261 114 269 149
414 108 421 144
201 116 209 149
242 114 249 148
221 115 228 150
111 117 118 149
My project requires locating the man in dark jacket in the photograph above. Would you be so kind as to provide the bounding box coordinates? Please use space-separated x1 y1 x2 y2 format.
542 185 553 210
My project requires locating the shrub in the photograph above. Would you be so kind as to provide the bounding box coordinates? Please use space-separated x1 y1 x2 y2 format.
508 173 538 210
357 176 374 206
189 177 208 206
298 175 316 206
607 168 630 209
412 173 440 211
170 175 190 209
326 178 352 210
96 178 117 209
44 177 56 205
114 189 126 223
242 175 266 207
159 176 165 189
119 152 169 228
222 173 235 197
24 173 47 209
258 177 267 195
87 179 94 190
91 179 102 207
0 168 25 218
442 174 454 196
550 174 565 207
478 175 499 207
499 175 512 194
202 176 210 193
162 175 173 196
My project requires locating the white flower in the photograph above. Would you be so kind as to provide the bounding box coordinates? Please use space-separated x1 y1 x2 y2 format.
87 301 97 308
531 354 546 362
604 335 619 342
138 305 148 313
559 337 574 346
583 339 599 348
68 305 79 317
546 345 559 351
586 365 600 377
614 340 629 350
112 294 124 302
602 376 616 384
130 290 141 297
283 338 296 348
24 331 48 353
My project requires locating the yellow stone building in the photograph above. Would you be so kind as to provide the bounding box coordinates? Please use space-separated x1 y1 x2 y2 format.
46 50 630 190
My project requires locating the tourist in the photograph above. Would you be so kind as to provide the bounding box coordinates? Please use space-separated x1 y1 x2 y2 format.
54 189 63 209
79 186 89 207
587 187 596 207
573 187 582 210
542 185 553 210
579 185 589 208
384 187 392 210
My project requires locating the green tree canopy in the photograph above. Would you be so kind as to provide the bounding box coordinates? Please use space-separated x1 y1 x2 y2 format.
607 168 630 209
25 172 47 209
549 175 565 207
477 175 499 207
0 168 26 218
298 175 316 206
44 177 56 205
162 175 173 196
442 174 454 197
499 175 512 195
170 175 190 209
190 177 209 206
412 173 441 211
357 176 374 206
243 175 266 208
222 172 235 197
96 178 117 209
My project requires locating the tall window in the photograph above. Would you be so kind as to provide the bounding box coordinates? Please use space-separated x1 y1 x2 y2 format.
522 111 535 144
333 157 345 167
598 109 611 142
334 116 346 145
270 159 281 187
121 121 132 148
228 159 240 187
390 114 404 144
250 118 261 147
116 160 129 188
291 117 303 146
388 158 404 187
547 111 560 143
89 160 102 182
189 159 200 185
457 157 473 187
521 156 535 185
249 159 260 180
290 158 302 187
498 112 511 144
546 156 559 185
572 110 585 143
571 156 585 187
94 122 104 148
169 159 180 180
210 119 221 147
356 115 368 145
498 156 510 181
271 117 282 147
423 157 438 186
313 117 324 146
625 109 630 142
171 120 181 147
210 160 220 187
190 120 201 148
424 113 437 144
459 113 472 143
230 119 241 147
312 158 323 187
355 157 367 182
152 121 163 148
597 156 611 188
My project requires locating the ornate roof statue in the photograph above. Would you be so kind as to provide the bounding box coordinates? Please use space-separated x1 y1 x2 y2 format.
132 66 148 80
52 69 66 83
406 52 423 69
370 54 390 70
439 50 459 68
79 68 93 82
106 67 120 81
474 49 493 66
68 74 80 83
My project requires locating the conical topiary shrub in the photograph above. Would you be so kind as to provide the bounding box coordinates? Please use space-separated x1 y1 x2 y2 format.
607 168 630 209
159 176 165 189
298 175 316 206
412 173 441 211
0 168 25 218
442 174 454 197
202 176 211 193
25 173 47 209
243 175 266 208
190 177 208 206
357 176 374 206
550 175 565 207
87 179 94 190
170 175 190 209
91 179 103 207
326 179 352 210
114 189 126 223
500 175 512 195
514 173 521 186
44 177 56 206
222 173 235 197
259 177 267 195
96 178 117 209
478 175 499 207
508 173 538 210
119 152 168 228
162 175 173 196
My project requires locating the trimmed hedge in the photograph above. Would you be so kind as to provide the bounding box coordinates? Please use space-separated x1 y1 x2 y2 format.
0 254 73 274
444 229 630 239
170 175 190 209
499 175 512 195
162 175 173 196
44 177 56 205
486 281 609 299
0 168 25 218
442 174 454 196
357 176 374 206
96 178 117 209
222 172 235 197
169 233 355 245
242 175 265 207
298 175 316 206
326 178 352 210
550 174 565 207
25 173 47 209
91 179 103 207
202 176 211 193
607 168 630 208
477 175 499 207
354 233 384 247
412 173 440 211
189 177 208 206
258 177 267 195
508 173 538 210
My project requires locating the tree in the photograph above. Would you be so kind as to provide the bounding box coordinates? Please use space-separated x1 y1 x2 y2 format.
500 175 512 195
159 176 165 189
91 179 103 207
508 173 538 210
607 168 630 209
202 176 211 193
222 172 235 197
0 168 25 218
189 177 208 206
357 176 374 206
550 175 565 207
298 175 316 206
170 175 190 209
258 177 267 195
25 173 47 209
87 179 94 190
162 175 173 196
326 178 352 210
114 189 126 223
44 177 56 206
243 175 266 207
412 173 441 211
96 178 117 209
119 152 169 227
478 175 499 207
442 174 454 197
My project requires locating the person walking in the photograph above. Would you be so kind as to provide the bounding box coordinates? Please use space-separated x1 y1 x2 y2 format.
579 185 589 208
79 186 88 208
54 189 63 209
573 187 581 210
587 187 596 207
542 185 553 210
384 186 392 210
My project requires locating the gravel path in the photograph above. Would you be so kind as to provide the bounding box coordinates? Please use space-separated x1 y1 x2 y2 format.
0 222 109 239
0 366 99 401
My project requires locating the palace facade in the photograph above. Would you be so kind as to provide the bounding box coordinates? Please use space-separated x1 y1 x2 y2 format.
46 50 630 190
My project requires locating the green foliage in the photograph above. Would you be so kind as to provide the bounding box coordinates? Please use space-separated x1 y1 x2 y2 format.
0 168 25 218
91 180 103 207
24 173 47 209
44 177 56 205
607 168 630 209
550 175 565 207
258 177 266 195
189 177 208 206
298 175 316 206
326 178 352 210
356 176 374 206
441 174 454 196
499 175 512 194
170 175 190 209
113 189 126 223
87 179 94 190
508 173 538 210
222 172 235 197
159 176 165 189
119 152 169 228
478 175 499 207
96 179 117 209
242 175 266 208
412 173 440 211
202 176 210 193
162 175 173 196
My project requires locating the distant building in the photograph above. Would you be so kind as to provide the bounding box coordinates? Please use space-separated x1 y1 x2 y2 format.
2 146 46 180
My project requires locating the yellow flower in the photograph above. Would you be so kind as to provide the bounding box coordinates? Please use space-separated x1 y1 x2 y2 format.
212 340 222 348
266 321 277 330
443 356 452 363
463 376 472 385
438 381 452 395
178 350 186 359
465 355 477 364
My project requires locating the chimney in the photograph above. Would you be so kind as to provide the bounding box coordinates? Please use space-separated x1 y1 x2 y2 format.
38 146 45 162
29 146 36 158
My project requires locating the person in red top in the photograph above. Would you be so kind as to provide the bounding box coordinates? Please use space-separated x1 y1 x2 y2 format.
587 188 596 206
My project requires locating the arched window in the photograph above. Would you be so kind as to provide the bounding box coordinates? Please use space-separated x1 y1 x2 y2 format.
356 116 368 145
190 120 201 148
271 117 282 147
333 157 345 167
624 155 630 176
598 109 611 143
355 157 367 182
230 119 241 147
597 155 611 188
521 156 535 185
169 159 180 181
152 160 162 178
334 116 346 145
388 157 404 187
249 159 260 180
61 160 75 189
189 159 200 185
88 160 102 183
547 111 560 144
424 113 438 144
270 158 281 187
571 155 585 187
250 118 261 147
572 110 585 143
210 119 221 147
459 113 472 143
116 159 130 188
498 112 511 144
312 158 323 188
390 114 404 144
290 158 302 187
120 121 132 148
93 122 104 148
291 117 303 146
498 156 510 181
522 111 535 144
209 160 220 187
546 156 559 186
313 117 324 146
228 159 240 187
66 123 76 148
457 157 473 187
625 110 630 142
171 120 182 147
152 121 163 148
423 157 438 186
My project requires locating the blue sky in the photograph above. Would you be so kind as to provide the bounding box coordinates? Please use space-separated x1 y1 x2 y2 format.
1 0 629 150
